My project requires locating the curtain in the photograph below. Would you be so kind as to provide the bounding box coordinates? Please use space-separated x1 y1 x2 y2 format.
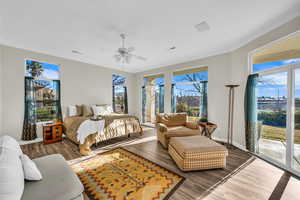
200 81 208 120
244 73 259 152
53 80 63 122
112 85 116 112
124 86 128 114
171 83 176 113
159 85 164 113
142 86 146 123
22 77 37 140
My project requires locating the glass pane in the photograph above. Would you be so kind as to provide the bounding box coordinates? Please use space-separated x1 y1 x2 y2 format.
33 80 58 122
36 101 58 122
114 86 125 113
142 77 164 124
112 74 126 86
294 69 300 171
253 59 300 73
25 60 60 80
172 71 208 83
173 82 207 122
257 72 287 164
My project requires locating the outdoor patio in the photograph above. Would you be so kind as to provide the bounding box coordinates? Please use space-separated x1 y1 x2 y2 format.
259 139 300 171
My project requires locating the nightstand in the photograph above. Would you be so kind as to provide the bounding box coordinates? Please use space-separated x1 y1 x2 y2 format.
43 122 63 144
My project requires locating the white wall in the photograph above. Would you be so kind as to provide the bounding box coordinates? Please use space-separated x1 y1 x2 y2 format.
230 16 300 148
136 16 300 149
0 46 3 136
0 45 137 139
136 53 232 142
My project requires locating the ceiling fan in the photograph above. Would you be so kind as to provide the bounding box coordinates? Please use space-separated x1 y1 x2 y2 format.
114 34 147 64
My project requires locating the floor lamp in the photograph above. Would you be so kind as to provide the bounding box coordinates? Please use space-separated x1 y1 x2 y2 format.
225 84 239 148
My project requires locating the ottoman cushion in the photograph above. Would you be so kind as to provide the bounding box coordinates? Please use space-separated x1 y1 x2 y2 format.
168 136 228 171
169 135 227 158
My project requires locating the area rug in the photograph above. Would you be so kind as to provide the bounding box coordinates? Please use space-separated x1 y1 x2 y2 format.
71 148 185 200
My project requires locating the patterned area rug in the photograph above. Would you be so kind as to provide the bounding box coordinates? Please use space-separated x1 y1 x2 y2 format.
71 148 184 200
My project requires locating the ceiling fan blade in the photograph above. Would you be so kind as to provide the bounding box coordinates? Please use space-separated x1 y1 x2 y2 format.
114 54 122 62
125 55 131 64
131 54 147 61
127 47 135 52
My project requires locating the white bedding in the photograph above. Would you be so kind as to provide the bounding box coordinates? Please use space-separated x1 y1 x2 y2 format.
77 119 105 144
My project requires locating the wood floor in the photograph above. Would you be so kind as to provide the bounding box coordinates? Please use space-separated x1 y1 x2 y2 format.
21 127 300 200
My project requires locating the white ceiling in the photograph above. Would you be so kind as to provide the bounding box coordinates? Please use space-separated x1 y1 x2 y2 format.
0 0 300 73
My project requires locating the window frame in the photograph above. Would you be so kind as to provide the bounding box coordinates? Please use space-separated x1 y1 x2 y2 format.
24 59 61 123
248 32 300 177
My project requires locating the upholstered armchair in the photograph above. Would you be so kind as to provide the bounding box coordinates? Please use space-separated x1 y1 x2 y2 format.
156 113 201 148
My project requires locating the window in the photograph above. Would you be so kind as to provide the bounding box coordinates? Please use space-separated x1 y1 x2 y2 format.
171 67 208 122
25 60 60 122
142 74 164 123
112 75 128 114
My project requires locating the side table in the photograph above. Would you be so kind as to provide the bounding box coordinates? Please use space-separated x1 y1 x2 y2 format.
198 122 217 139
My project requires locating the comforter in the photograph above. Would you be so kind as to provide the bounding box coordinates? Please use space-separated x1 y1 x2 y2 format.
64 114 143 155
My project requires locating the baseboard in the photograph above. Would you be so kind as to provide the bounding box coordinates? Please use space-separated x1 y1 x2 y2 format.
213 136 248 152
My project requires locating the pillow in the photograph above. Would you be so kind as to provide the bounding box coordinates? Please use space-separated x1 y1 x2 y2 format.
96 104 114 114
20 154 42 181
76 105 83 116
106 105 114 114
0 147 24 200
0 135 23 156
92 105 108 116
82 105 93 117
68 105 78 117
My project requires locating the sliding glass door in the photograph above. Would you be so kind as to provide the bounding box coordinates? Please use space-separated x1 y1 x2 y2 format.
294 69 300 171
257 71 287 164
255 63 300 175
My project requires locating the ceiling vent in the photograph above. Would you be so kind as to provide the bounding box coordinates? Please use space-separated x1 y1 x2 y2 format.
72 50 83 55
195 21 210 32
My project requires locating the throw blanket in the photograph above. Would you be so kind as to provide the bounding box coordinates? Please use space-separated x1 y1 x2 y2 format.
77 119 105 144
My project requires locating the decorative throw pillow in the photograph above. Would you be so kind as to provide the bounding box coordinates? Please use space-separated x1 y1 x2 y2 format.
76 105 83 116
0 135 23 156
106 105 114 113
20 154 42 181
82 105 93 117
68 105 78 117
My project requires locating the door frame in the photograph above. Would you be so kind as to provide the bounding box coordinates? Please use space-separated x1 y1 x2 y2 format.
256 62 300 177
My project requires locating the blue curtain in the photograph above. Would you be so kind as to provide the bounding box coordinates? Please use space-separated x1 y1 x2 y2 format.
200 81 208 121
112 85 116 112
22 77 37 140
244 73 259 152
141 86 146 122
159 85 164 113
124 86 128 114
53 80 63 122
171 83 176 113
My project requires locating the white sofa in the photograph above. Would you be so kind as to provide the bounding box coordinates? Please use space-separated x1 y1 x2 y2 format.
0 135 84 200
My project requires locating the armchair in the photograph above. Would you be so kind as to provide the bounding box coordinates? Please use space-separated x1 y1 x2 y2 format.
156 113 201 148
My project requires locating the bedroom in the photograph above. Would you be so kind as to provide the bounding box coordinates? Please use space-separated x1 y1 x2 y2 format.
1 1 300 200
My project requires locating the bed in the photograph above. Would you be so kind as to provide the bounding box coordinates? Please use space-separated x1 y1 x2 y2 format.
63 105 143 155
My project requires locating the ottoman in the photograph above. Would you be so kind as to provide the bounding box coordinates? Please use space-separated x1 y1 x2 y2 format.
168 135 228 171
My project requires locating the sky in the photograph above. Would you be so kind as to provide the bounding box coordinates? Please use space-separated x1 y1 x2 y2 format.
255 58 300 98
25 60 60 80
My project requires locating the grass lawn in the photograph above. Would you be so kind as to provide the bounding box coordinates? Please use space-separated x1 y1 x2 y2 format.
261 125 300 144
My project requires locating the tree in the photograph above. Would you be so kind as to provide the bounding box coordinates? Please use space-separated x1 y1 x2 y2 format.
183 73 208 120
26 61 44 78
